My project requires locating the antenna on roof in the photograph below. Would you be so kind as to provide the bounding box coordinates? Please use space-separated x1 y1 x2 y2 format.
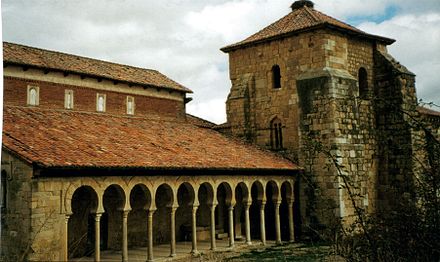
291 0 314 11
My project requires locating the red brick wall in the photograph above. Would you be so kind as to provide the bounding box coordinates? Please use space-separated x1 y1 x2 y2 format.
4 77 185 119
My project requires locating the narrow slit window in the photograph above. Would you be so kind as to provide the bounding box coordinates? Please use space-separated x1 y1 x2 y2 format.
270 117 283 150
126 96 135 115
272 65 281 89
65 90 74 109
358 67 368 99
27 85 39 106
96 94 106 112
1 170 7 209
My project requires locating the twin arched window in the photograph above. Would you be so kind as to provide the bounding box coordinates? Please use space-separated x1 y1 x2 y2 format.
270 117 283 150
358 67 368 99
272 65 281 89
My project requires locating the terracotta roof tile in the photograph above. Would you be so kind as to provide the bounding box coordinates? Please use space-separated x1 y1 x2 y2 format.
3 42 192 93
418 106 440 117
221 5 394 52
186 114 217 128
2 106 299 171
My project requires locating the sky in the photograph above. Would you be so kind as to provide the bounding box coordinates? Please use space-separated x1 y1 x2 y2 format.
2 0 439 124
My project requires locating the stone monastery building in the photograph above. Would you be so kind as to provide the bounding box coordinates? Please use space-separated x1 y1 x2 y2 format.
1 1 439 261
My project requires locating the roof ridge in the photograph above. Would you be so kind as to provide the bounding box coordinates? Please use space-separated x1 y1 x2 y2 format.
3 41 160 74
311 9 364 33
303 5 320 23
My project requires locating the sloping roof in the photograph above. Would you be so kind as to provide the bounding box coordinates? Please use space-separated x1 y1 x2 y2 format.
3 42 192 93
221 4 394 52
418 106 440 117
2 106 299 172
186 114 217 128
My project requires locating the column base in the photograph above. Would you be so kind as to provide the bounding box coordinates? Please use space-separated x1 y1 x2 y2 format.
170 253 176 257
191 250 200 256
246 241 252 245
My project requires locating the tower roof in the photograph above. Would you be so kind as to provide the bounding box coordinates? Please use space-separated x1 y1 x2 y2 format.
221 1 395 52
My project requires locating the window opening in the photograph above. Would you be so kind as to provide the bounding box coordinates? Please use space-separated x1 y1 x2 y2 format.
27 85 39 106
126 96 134 115
358 67 368 99
1 170 6 209
270 118 283 150
97 94 106 112
272 65 281 89
65 90 74 109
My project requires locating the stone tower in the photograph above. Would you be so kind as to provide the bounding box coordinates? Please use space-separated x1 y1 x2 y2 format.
222 0 418 232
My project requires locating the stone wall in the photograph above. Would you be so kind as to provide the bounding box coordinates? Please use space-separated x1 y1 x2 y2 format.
373 50 418 210
1 151 34 261
225 29 380 229
0 158 296 261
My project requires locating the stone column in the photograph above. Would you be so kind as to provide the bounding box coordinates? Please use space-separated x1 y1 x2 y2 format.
228 205 235 248
209 204 217 251
170 206 177 257
244 203 252 245
64 214 71 262
147 209 155 262
191 205 199 255
275 201 282 244
288 201 295 242
259 201 266 245
122 210 130 262
94 213 102 262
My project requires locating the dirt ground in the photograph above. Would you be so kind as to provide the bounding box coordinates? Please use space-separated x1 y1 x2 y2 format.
176 242 345 262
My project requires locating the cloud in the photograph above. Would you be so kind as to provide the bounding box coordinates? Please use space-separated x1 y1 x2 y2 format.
358 13 440 105
2 0 439 123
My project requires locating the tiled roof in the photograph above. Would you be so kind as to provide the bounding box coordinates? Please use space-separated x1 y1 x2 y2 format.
3 42 192 93
2 106 299 171
221 5 394 52
186 114 217 128
418 106 440 117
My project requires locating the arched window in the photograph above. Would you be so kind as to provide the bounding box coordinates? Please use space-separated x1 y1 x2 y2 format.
126 96 135 115
65 90 74 109
27 85 39 106
358 67 368 99
270 117 283 150
272 65 281 89
97 94 106 112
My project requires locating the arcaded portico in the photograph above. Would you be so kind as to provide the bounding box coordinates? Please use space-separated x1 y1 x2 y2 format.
0 42 300 261
64 175 297 261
